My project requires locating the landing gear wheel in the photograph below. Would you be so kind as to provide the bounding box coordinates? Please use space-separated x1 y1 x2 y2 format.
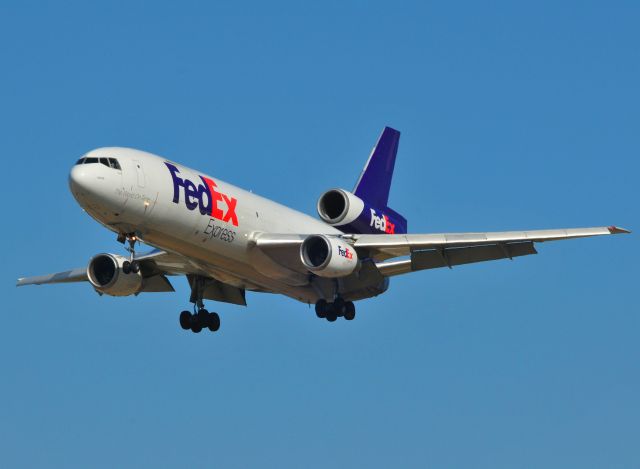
179 311 191 330
344 302 355 321
325 302 337 322
315 300 327 319
207 312 221 332
334 298 346 317
130 261 140 273
190 314 203 333
122 261 131 274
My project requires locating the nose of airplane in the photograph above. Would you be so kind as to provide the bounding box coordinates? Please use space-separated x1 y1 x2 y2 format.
68 163 90 196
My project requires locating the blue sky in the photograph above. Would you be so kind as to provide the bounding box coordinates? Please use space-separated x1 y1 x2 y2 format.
1 1 637 467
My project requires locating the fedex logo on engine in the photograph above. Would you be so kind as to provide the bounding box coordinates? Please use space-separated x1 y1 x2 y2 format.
370 209 395 234
165 162 239 227
337 245 354 260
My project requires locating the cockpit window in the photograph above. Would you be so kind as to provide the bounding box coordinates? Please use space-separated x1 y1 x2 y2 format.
75 156 121 170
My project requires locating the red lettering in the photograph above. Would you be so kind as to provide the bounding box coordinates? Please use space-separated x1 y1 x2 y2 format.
384 215 395 234
222 194 238 226
201 177 224 220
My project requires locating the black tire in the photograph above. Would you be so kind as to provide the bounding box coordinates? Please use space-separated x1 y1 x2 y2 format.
190 314 202 333
179 310 191 330
131 261 140 273
344 302 355 321
207 312 221 332
122 260 131 274
315 300 327 318
326 313 337 322
334 298 346 317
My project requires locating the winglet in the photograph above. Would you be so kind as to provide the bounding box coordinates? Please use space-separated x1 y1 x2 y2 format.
608 226 631 234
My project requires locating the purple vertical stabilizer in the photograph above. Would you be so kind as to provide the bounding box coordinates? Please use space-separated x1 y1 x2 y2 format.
317 127 408 234
353 127 400 208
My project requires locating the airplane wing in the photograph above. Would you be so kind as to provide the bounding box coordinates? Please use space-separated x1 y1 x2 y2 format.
16 248 249 304
16 249 194 288
365 226 630 276
16 268 88 286
255 226 630 276
16 249 203 291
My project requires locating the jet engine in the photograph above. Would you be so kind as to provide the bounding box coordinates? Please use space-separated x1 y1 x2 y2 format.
87 253 143 296
300 235 359 278
317 189 365 227
316 188 408 235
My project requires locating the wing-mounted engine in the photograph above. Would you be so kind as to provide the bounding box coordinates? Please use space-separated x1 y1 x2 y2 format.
317 189 407 235
300 235 359 278
87 253 143 296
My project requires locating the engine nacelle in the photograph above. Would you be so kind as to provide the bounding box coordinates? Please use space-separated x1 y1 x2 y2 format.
300 235 359 278
317 188 407 235
87 253 143 296
317 189 365 226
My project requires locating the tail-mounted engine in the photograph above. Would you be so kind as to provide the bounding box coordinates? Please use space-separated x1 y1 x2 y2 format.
87 253 143 296
317 189 407 235
300 235 359 278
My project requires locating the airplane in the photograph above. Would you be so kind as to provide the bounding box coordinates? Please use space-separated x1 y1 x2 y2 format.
17 127 630 333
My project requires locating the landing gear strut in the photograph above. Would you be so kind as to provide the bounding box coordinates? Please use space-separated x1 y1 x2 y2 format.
120 232 140 274
180 275 221 334
315 298 356 322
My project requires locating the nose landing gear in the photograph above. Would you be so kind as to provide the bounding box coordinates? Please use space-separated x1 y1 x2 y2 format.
315 298 356 322
119 232 141 274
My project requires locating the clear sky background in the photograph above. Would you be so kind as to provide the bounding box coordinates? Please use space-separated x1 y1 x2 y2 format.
0 1 637 468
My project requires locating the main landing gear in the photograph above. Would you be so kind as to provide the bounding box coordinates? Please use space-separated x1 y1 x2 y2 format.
179 308 220 333
180 275 221 334
315 298 356 322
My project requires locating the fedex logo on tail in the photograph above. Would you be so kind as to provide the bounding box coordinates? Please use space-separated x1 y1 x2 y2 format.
165 162 239 227
337 246 354 260
370 209 395 234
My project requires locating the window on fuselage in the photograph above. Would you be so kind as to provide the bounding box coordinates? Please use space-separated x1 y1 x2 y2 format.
78 156 121 170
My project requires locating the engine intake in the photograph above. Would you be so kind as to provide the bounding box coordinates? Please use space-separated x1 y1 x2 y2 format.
87 253 143 296
317 188 408 235
317 189 364 225
300 235 359 278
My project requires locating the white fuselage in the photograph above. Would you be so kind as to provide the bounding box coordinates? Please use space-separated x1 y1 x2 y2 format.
69 147 347 304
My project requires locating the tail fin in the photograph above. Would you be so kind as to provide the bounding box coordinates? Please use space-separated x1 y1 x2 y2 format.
353 127 400 208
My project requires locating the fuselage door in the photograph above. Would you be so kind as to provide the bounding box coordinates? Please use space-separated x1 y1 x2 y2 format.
133 159 146 188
